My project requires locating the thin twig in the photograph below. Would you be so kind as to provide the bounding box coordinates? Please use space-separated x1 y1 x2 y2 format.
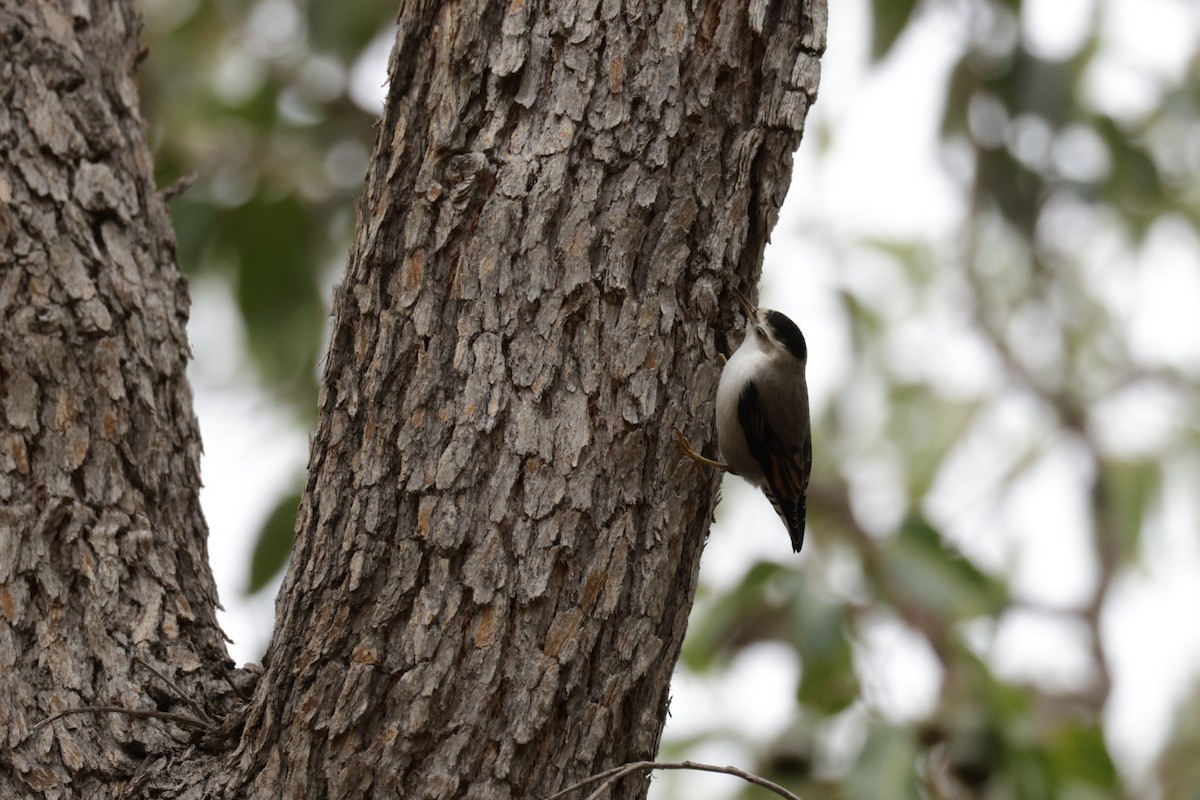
30 706 209 735
222 668 255 700
134 655 215 725
545 760 802 800
544 765 628 800
160 172 197 202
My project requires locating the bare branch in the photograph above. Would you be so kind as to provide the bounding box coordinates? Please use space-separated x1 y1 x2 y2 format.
159 172 197 202
29 706 209 737
134 655 216 725
545 760 803 800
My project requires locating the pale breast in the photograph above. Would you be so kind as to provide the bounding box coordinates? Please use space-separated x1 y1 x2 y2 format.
715 346 768 486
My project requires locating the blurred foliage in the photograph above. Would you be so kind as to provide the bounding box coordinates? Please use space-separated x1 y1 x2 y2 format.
136 0 1200 799
1158 680 1200 798
141 0 395 424
246 488 302 594
138 0 394 596
663 0 1200 798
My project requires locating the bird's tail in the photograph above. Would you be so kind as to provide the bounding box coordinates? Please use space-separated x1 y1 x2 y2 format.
766 491 806 553
786 515 805 553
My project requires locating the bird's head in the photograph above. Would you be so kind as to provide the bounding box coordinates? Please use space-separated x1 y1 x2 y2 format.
733 287 807 364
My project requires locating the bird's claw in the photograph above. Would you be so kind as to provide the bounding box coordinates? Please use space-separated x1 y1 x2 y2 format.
673 427 727 482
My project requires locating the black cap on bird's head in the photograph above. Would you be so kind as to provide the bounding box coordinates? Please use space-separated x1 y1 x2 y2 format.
732 287 807 363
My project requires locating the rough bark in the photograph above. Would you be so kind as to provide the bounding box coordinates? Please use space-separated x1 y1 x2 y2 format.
0 2 235 798
229 1 825 798
0 0 825 798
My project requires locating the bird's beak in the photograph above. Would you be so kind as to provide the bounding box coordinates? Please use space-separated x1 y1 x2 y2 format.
732 287 757 318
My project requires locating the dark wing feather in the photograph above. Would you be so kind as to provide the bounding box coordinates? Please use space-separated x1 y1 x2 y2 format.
738 380 810 552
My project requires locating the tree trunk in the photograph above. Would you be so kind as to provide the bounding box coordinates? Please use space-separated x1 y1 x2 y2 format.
0 0 825 798
1 2 236 797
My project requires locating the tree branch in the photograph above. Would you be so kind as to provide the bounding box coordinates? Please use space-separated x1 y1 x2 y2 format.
29 706 210 736
545 760 803 800
134 655 216 725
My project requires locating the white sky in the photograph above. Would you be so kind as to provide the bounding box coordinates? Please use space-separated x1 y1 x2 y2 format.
188 0 1200 796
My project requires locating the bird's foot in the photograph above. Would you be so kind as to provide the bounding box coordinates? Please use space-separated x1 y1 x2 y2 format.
673 428 730 482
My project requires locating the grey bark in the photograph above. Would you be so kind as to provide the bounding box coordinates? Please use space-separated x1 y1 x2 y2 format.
0 0 825 798
0 2 236 797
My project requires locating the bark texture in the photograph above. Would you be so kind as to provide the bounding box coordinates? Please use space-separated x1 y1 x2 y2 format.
0 2 235 798
0 0 825 797
230 1 826 798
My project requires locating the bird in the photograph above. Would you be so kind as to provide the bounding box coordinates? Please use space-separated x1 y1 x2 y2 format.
676 288 812 552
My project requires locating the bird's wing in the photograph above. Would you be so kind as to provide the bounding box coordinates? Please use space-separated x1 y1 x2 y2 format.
738 380 810 552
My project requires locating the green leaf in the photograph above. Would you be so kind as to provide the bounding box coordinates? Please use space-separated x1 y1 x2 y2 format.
1047 721 1118 789
847 725 922 800
883 516 1008 623
1156 679 1200 797
305 0 397 53
975 145 1043 235
223 195 325 415
886 385 977 494
169 197 221 276
989 46 1074 127
791 588 858 714
942 61 976 138
1095 116 1165 237
870 0 920 62
247 489 303 594
1100 459 1159 563
944 717 1005 791
680 560 786 671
